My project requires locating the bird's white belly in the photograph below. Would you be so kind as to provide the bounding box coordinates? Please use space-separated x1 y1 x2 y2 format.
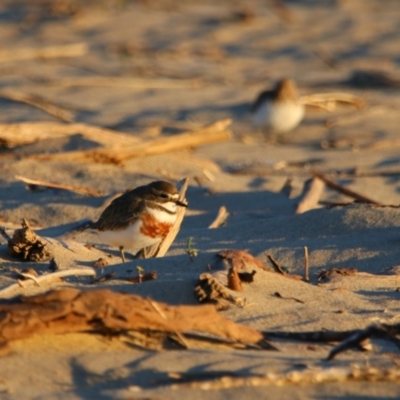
98 207 177 250
252 102 304 132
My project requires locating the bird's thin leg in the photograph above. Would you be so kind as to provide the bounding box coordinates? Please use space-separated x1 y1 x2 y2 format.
119 246 126 263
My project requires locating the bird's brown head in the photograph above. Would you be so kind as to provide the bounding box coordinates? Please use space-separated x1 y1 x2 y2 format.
275 78 299 102
147 181 187 208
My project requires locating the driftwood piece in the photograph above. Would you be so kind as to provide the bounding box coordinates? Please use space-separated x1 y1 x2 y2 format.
0 43 87 63
141 178 189 259
300 92 365 111
303 246 309 282
195 273 246 310
30 119 232 164
327 323 400 360
0 288 263 348
311 172 381 205
8 219 52 262
121 271 157 283
15 175 104 197
265 254 303 280
227 267 243 292
0 122 140 148
0 89 75 122
318 267 358 282
46 76 199 89
163 364 400 389
0 268 96 298
218 250 270 272
295 177 325 214
209 206 229 228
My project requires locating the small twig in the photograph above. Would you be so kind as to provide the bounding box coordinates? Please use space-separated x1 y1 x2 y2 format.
0 89 75 122
208 206 229 228
300 92 365 110
0 42 88 63
164 364 400 389
303 246 309 282
148 298 190 348
91 272 116 284
30 119 232 164
46 76 199 90
121 271 157 283
273 292 305 304
311 172 381 205
295 177 325 214
15 175 104 197
0 268 96 298
0 121 140 149
327 323 400 361
13 272 41 286
149 177 189 258
227 266 243 292
266 254 286 275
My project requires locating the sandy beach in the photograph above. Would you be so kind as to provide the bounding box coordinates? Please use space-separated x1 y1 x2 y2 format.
1 0 400 398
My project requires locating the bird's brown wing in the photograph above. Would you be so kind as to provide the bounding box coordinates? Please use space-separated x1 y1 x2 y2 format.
250 89 274 113
92 191 146 231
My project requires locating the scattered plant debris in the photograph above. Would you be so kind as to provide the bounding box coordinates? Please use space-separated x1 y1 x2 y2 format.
8 219 52 262
195 273 246 310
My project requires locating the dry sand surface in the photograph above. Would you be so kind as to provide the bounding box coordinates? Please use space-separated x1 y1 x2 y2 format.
1 0 400 398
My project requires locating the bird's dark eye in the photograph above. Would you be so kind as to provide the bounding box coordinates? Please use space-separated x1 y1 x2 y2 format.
160 193 168 199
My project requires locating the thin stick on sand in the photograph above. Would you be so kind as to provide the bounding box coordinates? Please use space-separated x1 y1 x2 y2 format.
295 177 325 214
165 364 400 389
0 89 75 122
266 254 286 275
0 121 140 148
144 178 189 258
311 171 382 205
46 76 200 90
300 92 365 111
303 246 309 282
208 206 229 228
15 175 104 197
30 119 232 164
0 43 87 63
0 268 96 298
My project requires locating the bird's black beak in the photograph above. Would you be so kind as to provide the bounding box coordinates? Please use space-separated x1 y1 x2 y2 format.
176 199 188 207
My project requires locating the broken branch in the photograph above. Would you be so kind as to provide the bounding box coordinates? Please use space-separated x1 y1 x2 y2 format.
0 43 88 63
0 89 75 122
311 172 381 205
29 119 232 164
0 268 96 298
209 206 229 228
15 175 104 197
295 177 325 214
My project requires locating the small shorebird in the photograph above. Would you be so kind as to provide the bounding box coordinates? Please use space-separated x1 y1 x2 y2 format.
251 78 304 133
91 180 187 262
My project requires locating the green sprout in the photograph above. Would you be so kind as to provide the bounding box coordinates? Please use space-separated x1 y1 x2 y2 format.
136 266 144 275
186 237 198 261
